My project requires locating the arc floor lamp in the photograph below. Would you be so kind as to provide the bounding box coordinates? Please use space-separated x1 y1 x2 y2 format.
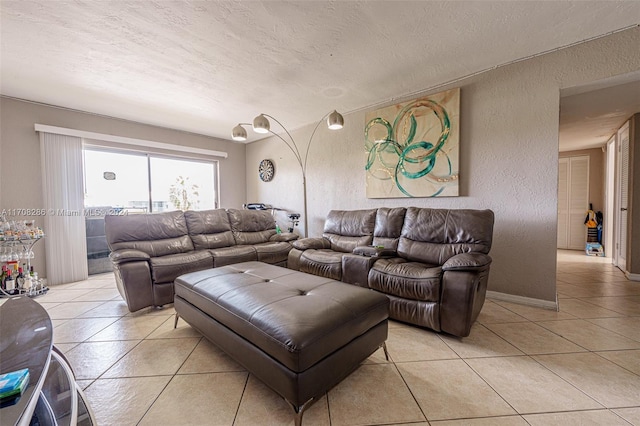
232 110 344 237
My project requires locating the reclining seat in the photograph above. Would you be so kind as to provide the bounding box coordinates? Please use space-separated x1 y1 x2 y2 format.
342 207 407 287
106 211 213 312
367 207 494 337
184 209 256 267
226 209 298 266
288 209 377 280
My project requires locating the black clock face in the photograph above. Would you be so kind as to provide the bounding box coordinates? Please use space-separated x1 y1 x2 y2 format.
259 159 275 182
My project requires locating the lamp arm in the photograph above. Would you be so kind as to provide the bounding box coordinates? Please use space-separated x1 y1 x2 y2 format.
263 114 303 167
241 110 340 239
302 111 331 174
268 130 304 171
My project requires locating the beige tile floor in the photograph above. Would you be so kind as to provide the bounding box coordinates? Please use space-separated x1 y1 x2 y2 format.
33 250 640 425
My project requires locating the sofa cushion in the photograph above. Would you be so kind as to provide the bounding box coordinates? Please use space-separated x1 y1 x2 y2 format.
368 258 442 302
184 209 235 249
209 245 257 267
323 209 377 252
292 237 331 251
299 249 344 281
149 251 213 284
372 207 406 249
398 207 494 265
386 293 440 332
106 211 194 256
227 209 277 245
324 234 374 253
254 241 292 264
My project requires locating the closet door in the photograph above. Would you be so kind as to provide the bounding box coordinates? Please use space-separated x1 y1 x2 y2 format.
568 156 589 249
557 155 589 250
558 158 569 248
616 122 629 270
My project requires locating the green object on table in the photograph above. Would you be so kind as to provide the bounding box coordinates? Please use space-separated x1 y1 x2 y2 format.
0 368 29 400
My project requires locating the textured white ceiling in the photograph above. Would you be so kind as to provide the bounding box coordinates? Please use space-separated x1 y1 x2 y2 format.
1 1 639 147
560 76 640 152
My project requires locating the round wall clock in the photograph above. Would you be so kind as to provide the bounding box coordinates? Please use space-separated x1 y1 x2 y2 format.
258 159 275 182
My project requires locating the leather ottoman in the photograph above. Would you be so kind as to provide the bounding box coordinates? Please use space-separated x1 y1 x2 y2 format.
173 261 389 425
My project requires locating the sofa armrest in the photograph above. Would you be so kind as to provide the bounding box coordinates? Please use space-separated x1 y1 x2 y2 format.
440 262 491 337
292 237 331 250
442 253 492 271
342 253 378 287
109 249 151 264
270 232 299 242
352 245 397 258
111 260 154 312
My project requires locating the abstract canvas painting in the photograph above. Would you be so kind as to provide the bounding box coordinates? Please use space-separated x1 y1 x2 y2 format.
364 88 460 198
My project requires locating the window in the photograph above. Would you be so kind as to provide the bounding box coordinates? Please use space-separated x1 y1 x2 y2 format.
83 148 218 212
150 156 216 212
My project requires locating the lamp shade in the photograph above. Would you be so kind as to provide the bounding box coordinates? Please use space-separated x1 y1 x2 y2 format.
253 114 270 134
327 110 344 130
232 124 247 141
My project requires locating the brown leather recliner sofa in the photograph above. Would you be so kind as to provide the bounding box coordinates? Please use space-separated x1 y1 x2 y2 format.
105 208 298 312
287 207 494 337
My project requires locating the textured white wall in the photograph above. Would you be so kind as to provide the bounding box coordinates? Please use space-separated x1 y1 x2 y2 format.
246 27 640 304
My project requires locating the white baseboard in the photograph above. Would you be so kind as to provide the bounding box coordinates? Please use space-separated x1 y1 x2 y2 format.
625 271 640 281
486 290 558 311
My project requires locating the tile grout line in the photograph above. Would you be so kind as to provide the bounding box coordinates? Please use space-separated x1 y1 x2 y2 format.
133 336 204 425
231 371 251 426
388 358 429 424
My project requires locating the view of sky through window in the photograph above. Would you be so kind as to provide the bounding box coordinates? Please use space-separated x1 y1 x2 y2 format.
84 149 215 212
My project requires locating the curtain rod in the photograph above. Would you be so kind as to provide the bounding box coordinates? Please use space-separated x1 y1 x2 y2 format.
34 124 228 158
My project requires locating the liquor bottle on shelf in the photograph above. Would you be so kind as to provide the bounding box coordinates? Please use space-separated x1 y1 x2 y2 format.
5 269 15 294
16 267 25 291
32 272 39 292
23 271 32 291
0 266 6 291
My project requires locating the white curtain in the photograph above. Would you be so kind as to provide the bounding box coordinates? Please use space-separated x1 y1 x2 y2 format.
39 132 88 285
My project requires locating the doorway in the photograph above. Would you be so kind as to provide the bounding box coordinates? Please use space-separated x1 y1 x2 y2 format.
558 74 640 278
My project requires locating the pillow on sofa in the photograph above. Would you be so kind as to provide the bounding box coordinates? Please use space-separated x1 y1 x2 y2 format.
227 208 277 245
372 207 406 250
106 210 194 257
322 209 377 253
184 209 235 250
398 207 494 265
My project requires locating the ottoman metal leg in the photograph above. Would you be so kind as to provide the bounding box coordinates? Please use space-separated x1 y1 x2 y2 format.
382 342 390 361
287 397 314 426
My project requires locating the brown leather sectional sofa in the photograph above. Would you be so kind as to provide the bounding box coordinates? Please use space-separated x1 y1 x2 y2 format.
104 209 298 312
287 207 495 337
